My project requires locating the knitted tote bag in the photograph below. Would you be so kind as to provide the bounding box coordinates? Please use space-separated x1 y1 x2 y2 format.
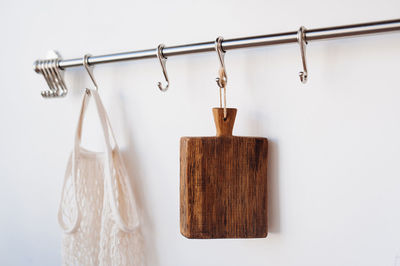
58 89 141 266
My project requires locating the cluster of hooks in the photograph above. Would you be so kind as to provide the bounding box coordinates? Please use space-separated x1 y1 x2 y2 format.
33 19 400 98
35 53 67 98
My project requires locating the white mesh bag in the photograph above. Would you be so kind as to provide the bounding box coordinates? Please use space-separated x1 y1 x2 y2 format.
58 89 141 266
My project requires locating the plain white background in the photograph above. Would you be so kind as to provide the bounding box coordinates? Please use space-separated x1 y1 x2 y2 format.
1 0 400 265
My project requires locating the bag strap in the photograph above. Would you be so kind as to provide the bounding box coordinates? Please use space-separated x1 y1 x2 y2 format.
74 90 118 154
57 91 92 233
58 89 137 234
90 89 138 232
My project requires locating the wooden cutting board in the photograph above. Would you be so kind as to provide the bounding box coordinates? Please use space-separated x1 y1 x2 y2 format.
180 108 268 239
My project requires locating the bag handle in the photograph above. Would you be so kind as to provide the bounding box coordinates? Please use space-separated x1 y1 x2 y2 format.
57 91 92 233
90 89 138 233
58 89 138 233
74 90 117 154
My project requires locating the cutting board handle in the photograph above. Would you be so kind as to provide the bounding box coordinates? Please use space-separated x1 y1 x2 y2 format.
213 108 237 136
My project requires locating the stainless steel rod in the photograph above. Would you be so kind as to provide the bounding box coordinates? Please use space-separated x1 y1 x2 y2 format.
36 18 400 71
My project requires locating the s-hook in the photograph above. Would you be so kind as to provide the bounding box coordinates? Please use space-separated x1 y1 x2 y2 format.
83 54 98 91
156 44 169 92
297 26 308 83
215 36 228 119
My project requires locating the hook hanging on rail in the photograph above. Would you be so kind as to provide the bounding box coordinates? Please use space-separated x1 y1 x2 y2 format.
156 44 169 92
51 59 68 97
297 26 308 83
215 36 227 89
215 36 228 119
83 54 98 91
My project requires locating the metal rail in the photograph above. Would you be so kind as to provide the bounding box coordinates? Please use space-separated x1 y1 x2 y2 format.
34 18 400 71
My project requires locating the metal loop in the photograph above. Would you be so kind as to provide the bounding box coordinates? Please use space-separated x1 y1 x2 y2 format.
83 54 98 90
297 26 308 83
156 44 169 92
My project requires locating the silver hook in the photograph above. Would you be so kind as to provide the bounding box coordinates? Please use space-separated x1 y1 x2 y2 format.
156 44 169 92
49 59 67 97
215 36 227 88
83 54 98 90
297 26 308 83
215 36 228 119
55 59 68 96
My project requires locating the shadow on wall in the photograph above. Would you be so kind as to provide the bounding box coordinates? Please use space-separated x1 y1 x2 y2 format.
267 140 280 234
117 93 159 266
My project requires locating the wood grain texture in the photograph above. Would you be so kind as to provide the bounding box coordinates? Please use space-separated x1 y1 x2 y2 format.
180 108 268 239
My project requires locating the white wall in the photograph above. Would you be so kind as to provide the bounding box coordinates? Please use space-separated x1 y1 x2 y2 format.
1 0 400 265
